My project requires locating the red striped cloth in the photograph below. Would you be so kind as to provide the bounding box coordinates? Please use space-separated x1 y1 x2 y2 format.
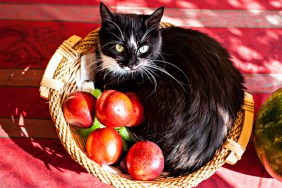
0 0 281 187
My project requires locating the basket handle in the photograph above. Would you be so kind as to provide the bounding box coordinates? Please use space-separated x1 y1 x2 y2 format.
224 92 254 165
40 35 82 100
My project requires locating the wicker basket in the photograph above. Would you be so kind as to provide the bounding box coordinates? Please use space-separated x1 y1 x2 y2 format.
39 23 255 188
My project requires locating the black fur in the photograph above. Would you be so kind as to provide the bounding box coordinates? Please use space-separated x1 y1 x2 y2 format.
95 3 245 175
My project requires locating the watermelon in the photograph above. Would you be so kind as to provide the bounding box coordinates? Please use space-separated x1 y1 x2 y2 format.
254 88 282 182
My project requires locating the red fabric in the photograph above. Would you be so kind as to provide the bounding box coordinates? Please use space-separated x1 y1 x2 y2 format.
0 138 111 188
0 0 282 187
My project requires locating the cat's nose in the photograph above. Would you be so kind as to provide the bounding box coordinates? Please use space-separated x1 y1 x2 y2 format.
127 56 137 69
122 64 135 71
129 63 144 70
128 64 136 69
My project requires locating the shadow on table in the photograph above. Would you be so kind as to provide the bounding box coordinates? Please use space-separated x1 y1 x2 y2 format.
0 117 88 174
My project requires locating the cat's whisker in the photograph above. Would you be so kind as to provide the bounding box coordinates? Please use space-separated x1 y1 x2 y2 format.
83 61 94 71
141 67 158 92
109 32 124 43
116 73 121 84
159 53 165 61
105 70 123 84
141 24 159 43
95 64 104 74
138 67 149 84
108 45 118 51
146 63 187 92
139 69 144 82
153 59 189 84
159 52 172 56
157 54 167 70
101 41 120 49
139 67 158 95
103 69 111 79
131 71 138 79
142 63 160 79
143 57 188 87
102 18 125 41
145 68 159 93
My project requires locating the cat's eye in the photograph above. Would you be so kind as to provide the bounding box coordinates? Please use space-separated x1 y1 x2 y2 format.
138 45 149 54
115 44 125 53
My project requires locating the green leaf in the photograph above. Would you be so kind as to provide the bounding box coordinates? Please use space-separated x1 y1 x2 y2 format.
91 89 102 98
119 126 133 141
122 139 128 152
94 117 105 128
79 123 99 138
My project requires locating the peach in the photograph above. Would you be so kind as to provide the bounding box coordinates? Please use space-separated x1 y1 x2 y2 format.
126 141 164 180
125 92 144 127
95 90 133 128
62 91 96 128
86 127 123 166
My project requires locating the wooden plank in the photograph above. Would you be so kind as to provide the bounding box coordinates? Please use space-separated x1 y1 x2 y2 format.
1 22 281 74
1 0 281 10
0 4 281 28
0 20 99 69
0 69 44 87
0 69 281 94
0 118 57 138
0 87 51 119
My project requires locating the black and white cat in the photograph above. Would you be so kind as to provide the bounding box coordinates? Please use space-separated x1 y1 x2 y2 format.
77 3 245 176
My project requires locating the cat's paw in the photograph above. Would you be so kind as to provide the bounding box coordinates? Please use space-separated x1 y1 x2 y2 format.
76 70 95 92
81 80 95 93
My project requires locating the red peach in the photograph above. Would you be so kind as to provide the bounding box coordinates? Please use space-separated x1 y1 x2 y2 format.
126 141 164 180
125 92 144 127
95 90 133 128
62 91 96 128
86 127 123 166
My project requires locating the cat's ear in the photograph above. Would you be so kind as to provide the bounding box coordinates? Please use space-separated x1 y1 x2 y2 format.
100 2 114 23
145 7 164 27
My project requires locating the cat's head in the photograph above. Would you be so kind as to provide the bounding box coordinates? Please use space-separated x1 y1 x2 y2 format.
98 2 164 75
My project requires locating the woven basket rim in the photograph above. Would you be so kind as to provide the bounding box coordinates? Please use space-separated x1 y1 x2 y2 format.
40 23 255 188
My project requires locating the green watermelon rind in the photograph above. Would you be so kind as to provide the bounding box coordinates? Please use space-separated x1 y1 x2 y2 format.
254 88 282 181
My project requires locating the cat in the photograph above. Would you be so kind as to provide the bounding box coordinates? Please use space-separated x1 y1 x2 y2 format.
76 2 245 176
